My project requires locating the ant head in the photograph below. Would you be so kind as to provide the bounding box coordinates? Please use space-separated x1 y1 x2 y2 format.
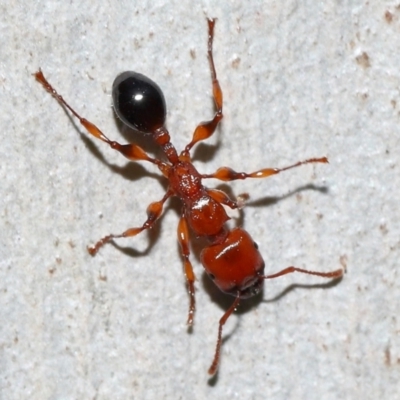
201 228 265 298
112 71 166 133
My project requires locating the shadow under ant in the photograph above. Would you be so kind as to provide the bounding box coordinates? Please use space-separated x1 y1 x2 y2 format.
99 196 183 262
239 183 329 209
190 133 222 163
107 219 162 259
60 103 166 187
205 274 343 386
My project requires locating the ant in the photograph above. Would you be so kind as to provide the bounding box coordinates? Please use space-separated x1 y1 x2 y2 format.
35 18 344 376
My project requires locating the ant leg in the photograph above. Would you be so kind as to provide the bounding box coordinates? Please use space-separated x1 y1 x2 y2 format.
34 70 168 172
207 188 239 209
177 215 196 326
183 18 223 155
207 189 250 211
207 190 250 218
203 157 329 181
263 265 345 281
208 294 240 376
88 191 172 255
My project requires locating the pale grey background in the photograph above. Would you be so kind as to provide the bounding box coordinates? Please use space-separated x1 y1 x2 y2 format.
1 0 399 399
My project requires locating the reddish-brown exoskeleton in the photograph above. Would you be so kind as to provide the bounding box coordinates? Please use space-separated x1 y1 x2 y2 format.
35 19 343 375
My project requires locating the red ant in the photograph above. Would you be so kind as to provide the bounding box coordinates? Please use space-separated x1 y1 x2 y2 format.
35 18 344 375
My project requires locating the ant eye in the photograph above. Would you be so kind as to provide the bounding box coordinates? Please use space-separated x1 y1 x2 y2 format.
208 273 216 280
112 71 166 133
253 241 258 249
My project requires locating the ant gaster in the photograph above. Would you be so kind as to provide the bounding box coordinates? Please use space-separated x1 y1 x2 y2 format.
35 19 344 375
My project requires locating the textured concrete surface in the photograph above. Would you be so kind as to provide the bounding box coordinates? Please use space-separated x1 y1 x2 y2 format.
1 1 399 398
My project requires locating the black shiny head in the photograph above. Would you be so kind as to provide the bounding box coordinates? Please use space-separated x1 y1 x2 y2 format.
112 71 166 133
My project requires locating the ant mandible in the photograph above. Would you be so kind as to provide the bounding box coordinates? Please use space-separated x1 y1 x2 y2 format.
35 18 344 376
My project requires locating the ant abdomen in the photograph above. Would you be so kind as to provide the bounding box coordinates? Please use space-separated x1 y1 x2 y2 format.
112 71 166 133
201 228 265 298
